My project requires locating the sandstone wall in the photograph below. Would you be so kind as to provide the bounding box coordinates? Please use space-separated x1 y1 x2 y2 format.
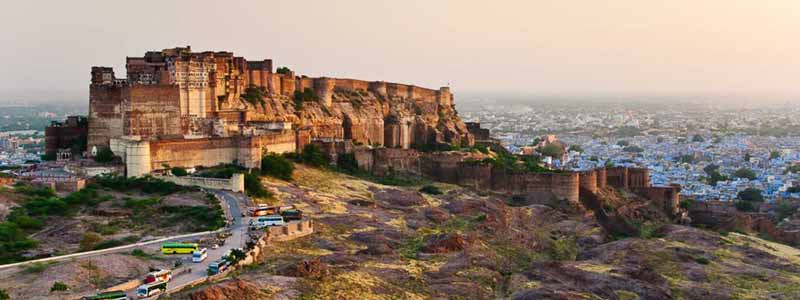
596 168 607 189
157 173 244 193
126 85 183 137
633 186 681 217
148 137 257 171
490 170 580 204
88 84 126 151
579 170 598 193
606 167 629 188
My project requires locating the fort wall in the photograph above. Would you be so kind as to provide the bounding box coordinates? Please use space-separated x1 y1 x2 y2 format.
157 173 244 193
490 170 581 204
579 170 598 193
88 84 126 151
125 85 183 137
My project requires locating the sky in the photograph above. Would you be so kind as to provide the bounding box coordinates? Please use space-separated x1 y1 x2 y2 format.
1 0 799 102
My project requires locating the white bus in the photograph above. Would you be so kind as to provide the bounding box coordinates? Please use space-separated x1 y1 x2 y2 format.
192 248 208 263
249 215 285 229
136 281 166 298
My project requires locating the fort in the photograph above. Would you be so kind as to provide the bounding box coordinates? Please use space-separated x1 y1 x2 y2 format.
354 147 682 217
87 46 473 176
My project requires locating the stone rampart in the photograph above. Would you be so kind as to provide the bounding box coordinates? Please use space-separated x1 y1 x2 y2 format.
157 174 244 193
490 170 580 204
579 170 598 193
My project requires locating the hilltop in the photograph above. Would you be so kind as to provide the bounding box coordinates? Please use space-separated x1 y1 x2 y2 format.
168 165 800 300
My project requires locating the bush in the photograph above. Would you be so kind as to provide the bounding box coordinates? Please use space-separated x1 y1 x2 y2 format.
419 185 443 195
95 175 184 195
276 66 292 74
261 153 294 181
0 289 8 300
170 167 188 177
623 145 644 153
241 86 266 106
131 249 148 257
161 206 225 231
244 172 272 199
733 168 757 180
335 153 359 174
694 257 710 265
79 232 103 251
537 144 565 159
735 200 757 212
23 262 53 273
737 188 764 202
93 147 116 163
50 281 68 292
293 88 317 109
679 199 695 210
547 236 579 261
299 144 329 167
92 236 140 250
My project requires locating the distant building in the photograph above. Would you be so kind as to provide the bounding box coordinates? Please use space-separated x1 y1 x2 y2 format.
44 116 88 159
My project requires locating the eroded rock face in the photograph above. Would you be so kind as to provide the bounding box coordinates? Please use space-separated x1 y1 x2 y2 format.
188 279 268 300
421 233 468 253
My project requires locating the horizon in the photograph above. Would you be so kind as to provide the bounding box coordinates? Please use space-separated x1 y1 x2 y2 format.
2 0 800 100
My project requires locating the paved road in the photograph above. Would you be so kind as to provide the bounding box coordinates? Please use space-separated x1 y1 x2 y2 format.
128 190 252 299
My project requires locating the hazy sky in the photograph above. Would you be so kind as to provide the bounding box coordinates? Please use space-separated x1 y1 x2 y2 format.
1 0 799 99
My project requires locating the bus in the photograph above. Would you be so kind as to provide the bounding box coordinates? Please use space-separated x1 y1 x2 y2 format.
136 281 167 298
207 259 231 275
144 269 172 284
161 242 199 254
249 206 278 217
192 248 208 263
81 290 128 300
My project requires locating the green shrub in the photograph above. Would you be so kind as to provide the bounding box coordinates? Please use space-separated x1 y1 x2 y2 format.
131 249 148 257
23 262 53 273
0 289 8 300
50 281 68 292
261 153 294 181
694 256 710 265
95 175 184 195
244 172 273 199
733 168 757 180
79 232 103 251
335 153 359 174
92 236 140 250
170 167 188 177
299 144 329 167
197 164 244 179
124 197 160 209
241 86 266 106
419 185 443 195
161 206 225 231
276 67 292 74
93 147 116 163
547 237 579 261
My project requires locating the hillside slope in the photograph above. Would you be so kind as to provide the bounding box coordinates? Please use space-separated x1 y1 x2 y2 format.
171 165 800 300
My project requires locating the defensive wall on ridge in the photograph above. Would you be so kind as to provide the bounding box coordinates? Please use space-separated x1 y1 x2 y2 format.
354 148 684 213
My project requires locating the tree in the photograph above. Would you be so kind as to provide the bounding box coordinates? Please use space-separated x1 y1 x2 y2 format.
300 144 329 167
733 168 757 180
567 144 583 153
261 153 294 180
678 154 694 164
743 153 751 162
770 150 781 160
530 137 541 146
94 148 116 163
537 144 565 158
276 66 292 74
623 145 644 153
776 202 796 220
788 186 800 193
0 288 8 300
80 232 103 251
170 167 188 177
737 188 764 202
616 140 630 147
692 135 705 143
735 200 757 212
335 153 359 174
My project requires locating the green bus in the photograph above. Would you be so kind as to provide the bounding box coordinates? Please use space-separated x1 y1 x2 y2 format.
81 290 128 300
161 242 199 254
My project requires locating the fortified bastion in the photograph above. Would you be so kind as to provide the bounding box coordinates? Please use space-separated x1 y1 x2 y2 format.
88 46 473 177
